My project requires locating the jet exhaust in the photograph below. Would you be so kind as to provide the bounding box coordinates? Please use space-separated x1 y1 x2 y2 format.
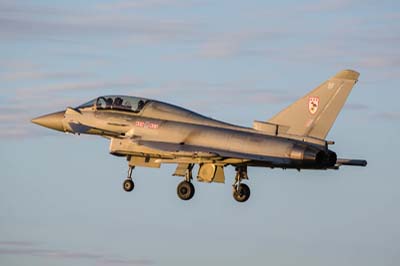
290 145 337 168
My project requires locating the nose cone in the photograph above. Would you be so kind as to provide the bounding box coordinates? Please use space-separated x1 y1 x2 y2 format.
31 111 65 132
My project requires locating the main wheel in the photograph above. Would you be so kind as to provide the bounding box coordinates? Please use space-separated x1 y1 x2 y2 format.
233 183 250 202
123 179 134 192
177 181 195 200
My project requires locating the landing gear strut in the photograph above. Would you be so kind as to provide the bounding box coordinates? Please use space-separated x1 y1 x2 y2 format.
232 166 250 202
177 164 195 200
123 166 135 192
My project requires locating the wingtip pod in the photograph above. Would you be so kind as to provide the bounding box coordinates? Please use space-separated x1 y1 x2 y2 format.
334 69 360 81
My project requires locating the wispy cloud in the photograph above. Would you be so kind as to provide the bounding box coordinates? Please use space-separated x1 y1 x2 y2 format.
0 70 93 81
358 56 400 69
17 79 145 94
373 111 400 121
152 79 294 116
344 103 370 111
299 0 359 13
0 99 71 138
0 1 198 43
197 30 286 59
0 240 153 265
0 241 36 247
97 0 198 10
0 60 39 71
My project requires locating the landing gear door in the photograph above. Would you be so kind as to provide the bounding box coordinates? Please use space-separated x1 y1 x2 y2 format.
197 164 225 183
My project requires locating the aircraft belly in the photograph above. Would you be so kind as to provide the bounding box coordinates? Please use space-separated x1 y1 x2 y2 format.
106 117 295 167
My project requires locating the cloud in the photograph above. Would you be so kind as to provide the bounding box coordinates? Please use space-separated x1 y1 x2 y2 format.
0 240 153 265
0 60 39 71
0 70 93 81
0 17 191 41
344 103 370 111
0 104 63 138
358 56 400 69
23 79 145 93
211 2 399 73
197 30 286 59
0 240 36 247
373 112 400 121
198 39 240 59
8 77 146 105
0 1 197 43
299 0 359 13
101 258 154 265
97 0 198 10
151 79 294 116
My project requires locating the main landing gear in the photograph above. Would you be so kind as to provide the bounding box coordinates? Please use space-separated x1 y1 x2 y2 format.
177 164 195 201
123 166 135 192
122 163 251 203
232 166 251 202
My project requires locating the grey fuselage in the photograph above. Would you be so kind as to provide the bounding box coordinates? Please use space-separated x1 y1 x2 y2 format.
61 99 336 169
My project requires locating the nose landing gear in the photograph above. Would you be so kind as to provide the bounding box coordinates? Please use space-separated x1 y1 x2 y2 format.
123 166 135 192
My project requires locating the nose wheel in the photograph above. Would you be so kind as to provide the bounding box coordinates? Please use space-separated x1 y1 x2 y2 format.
123 179 134 192
123 166 135 192
232 166 251 202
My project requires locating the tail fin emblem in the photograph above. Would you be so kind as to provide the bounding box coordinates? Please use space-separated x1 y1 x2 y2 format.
308 96 319 114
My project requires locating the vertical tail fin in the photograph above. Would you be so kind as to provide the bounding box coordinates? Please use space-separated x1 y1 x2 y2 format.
268 70 359 139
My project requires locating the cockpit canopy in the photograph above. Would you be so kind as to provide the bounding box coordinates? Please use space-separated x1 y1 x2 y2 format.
78 95 148 113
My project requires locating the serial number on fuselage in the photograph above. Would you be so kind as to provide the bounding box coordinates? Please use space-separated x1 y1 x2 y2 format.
135 121 159 129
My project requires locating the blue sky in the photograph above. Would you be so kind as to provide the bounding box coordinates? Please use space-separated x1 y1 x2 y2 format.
1 0 399 265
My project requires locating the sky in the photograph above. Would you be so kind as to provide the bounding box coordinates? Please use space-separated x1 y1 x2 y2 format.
1 0 400 265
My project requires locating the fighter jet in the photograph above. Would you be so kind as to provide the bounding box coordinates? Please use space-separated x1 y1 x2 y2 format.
32 69 367 202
